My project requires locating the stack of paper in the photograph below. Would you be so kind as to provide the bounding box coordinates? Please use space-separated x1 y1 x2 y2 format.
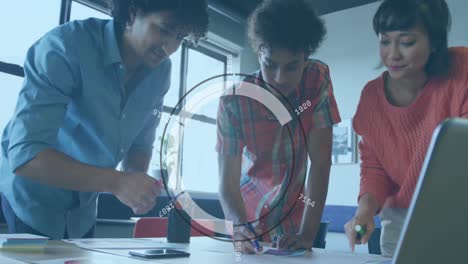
0 233 49 252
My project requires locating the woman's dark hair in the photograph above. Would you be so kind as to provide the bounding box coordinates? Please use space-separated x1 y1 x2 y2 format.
108 0 209 44
247 0 326 56
373 0 452 76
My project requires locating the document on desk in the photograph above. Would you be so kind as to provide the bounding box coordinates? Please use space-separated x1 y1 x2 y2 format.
63 238 176 249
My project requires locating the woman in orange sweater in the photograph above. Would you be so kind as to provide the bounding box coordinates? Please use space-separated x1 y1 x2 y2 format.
345 0 468 257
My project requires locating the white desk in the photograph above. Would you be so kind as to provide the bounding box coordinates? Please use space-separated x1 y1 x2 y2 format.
0 237 390 264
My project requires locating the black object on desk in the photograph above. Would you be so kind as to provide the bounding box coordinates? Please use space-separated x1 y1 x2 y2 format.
167 208 191 243
129 249 190 259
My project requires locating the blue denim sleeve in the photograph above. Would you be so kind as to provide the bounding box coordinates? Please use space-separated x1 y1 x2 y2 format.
7 33 78 172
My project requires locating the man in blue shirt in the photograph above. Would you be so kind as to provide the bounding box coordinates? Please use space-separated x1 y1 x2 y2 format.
0 0 209 239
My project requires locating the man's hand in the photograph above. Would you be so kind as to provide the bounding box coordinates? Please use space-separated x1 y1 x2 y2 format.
112 172 161 215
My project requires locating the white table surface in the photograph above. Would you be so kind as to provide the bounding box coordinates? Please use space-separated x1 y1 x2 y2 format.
0 237 390 264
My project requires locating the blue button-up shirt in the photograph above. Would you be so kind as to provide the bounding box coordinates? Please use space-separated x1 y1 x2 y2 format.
0 18 171 239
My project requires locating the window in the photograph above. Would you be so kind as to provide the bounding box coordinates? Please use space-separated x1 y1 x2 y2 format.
180 47 226 192
185 48 226 119
165 49 182 108
150 44 232 193
70 1 110 20
181 119 218 192
0 0 61 65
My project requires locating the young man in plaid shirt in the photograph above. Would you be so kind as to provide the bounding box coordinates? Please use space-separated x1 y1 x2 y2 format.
217 0 341 253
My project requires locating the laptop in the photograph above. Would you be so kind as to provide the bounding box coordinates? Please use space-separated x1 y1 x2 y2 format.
390 118 468 264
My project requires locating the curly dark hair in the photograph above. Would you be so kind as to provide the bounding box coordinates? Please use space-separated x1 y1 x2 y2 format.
373 0 452 76
108 0 209 44
247 0 326 56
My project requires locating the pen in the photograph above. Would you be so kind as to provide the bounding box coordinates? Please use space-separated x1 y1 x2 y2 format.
245 222 261 251
355 224 366 240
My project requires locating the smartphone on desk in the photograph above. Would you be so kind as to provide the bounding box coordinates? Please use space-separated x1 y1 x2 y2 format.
129 249 190 259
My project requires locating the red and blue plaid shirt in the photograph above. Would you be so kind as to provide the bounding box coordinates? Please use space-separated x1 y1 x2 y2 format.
216 60 341 240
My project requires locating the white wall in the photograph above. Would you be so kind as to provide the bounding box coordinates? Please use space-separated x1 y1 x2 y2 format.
314 0 468 206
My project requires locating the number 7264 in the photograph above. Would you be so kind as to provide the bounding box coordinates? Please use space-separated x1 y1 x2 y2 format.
298 193 316 207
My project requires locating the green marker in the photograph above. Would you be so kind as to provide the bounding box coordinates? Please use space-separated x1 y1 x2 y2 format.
355 225 366 240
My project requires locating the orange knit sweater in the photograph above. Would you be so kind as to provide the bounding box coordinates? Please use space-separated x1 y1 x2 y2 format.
353 47 468 209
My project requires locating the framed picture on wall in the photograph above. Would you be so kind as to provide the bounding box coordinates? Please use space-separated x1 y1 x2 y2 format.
331 118 357 164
